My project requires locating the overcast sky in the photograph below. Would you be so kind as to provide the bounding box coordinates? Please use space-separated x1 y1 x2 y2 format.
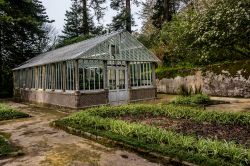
41 0 144 34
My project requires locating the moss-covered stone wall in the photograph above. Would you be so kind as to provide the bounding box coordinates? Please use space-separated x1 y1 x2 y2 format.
156 61 250 98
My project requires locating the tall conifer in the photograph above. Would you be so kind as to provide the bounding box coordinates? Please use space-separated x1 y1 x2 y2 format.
0 0 52 97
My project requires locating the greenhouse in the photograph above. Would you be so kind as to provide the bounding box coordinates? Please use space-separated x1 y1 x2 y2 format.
13 31 160 108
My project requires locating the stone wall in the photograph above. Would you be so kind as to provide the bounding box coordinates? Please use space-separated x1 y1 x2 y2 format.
157 61 250 98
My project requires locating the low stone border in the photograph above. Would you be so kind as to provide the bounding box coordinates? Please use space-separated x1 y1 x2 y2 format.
51 122 198 166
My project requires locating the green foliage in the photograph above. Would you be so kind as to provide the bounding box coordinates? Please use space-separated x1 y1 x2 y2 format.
0 103 29 121
108 0 134 32
178 84 193 96
160 0 250 66
156 60 250 80
56 35 93 48
151 0 191 28
0 0 52 97
54 105 250 166
80 104 250 126
0 135 15 157
60 0 106 44
156 66 197 79
172 94 211 106
204 60 250 79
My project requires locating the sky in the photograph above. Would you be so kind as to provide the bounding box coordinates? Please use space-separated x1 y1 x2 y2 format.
41 0 144 34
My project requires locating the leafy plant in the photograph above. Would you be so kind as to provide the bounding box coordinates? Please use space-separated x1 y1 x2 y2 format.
0 103 29 121
160 0 250 66
54 107 250 166
172 94 211 106
0 135 16 157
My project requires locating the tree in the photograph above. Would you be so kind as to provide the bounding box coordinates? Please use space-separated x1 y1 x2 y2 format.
0 0 52 97
109 0 139 33
61 0 106 39
152 0 190 28
161 0 250 66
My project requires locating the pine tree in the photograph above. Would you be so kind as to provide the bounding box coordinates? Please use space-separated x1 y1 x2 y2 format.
61 0 106 39
0 0 52 97
109 0 139 33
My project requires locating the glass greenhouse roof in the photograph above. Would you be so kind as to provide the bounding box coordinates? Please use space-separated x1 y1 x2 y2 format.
14 30 160 70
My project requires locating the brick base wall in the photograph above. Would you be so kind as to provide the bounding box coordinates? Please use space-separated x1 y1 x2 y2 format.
76 90 109 108
14 87 156 108
14 89 108 108
130 87 157 101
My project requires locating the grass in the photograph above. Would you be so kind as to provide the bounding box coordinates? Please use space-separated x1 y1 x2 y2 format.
171 94 211 106
53 105 250 166
0 103 29 121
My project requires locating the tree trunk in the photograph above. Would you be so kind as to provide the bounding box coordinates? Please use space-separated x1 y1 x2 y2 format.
82 0 89 35
163 0 171 22
125 0 132 33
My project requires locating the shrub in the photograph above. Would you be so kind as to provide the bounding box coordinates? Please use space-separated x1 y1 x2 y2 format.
172 94 211 106
0 103 29 121
0 135 15 157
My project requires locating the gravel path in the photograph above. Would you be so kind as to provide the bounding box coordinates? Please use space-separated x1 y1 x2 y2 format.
0 101 161 166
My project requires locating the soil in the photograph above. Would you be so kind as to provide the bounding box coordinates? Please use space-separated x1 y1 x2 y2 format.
119 116 250 147
0 100 161 166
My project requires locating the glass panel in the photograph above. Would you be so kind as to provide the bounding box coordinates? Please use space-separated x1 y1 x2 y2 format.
109 69 116 90
85 68 90 90
95 68 100 89
118 69 125 89
66 61 74 90
130 62 153 87
79 67 84 90
100 68 104 89
55 63 63 90
79 60 104 91
90 68 95 90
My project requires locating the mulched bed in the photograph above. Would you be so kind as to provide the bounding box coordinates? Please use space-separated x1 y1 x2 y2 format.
119 116 250 147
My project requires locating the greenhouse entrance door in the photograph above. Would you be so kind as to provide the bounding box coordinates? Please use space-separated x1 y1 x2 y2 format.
108 66 128 105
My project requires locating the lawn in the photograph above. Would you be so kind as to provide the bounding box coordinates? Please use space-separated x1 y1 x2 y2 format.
53 104 250 166
0 103 29 121
0 103 28 158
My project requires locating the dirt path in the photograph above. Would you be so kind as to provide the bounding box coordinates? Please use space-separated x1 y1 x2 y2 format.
0 101 161 166
207 97 250 113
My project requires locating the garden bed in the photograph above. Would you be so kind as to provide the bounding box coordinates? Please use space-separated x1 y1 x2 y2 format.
0 103 29 121
119 116 250 147
53 104 250 166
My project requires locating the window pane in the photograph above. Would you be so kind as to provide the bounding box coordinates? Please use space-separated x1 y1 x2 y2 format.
90 68 95 90
109 69 116 90
95 68 100 89
119 69 125 89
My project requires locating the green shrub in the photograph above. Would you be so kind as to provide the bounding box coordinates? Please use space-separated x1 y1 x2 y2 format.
172 94 211 106
0 135 15 157
0 103 29 121
54 109 250 166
